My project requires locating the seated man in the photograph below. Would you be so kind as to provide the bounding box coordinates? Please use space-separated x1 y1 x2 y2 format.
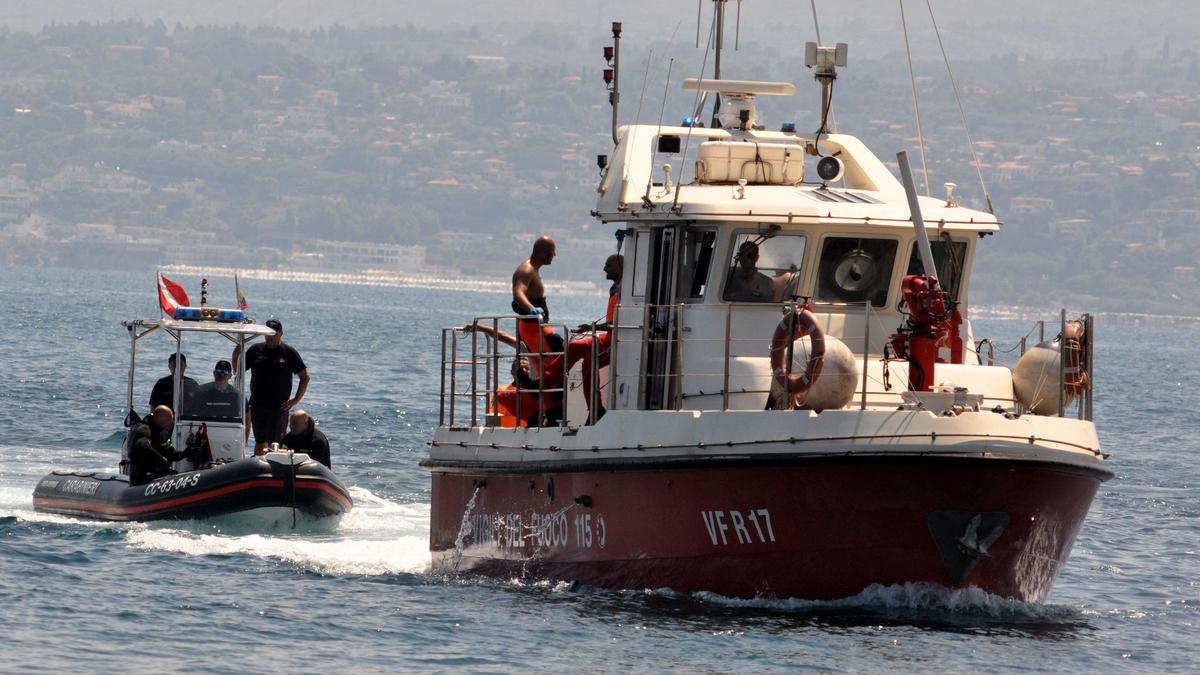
128 405 188 485
188 359 240 420
488 355 559 428
280 409 331 469
464 323 602 424
724 241 774 302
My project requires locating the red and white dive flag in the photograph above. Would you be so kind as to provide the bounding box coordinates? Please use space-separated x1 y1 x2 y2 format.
158 273 190 317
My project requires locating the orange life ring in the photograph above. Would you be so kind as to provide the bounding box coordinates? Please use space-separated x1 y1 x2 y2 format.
770 307 826 396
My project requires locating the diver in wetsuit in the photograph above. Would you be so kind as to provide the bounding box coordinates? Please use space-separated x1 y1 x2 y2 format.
128 405 189 485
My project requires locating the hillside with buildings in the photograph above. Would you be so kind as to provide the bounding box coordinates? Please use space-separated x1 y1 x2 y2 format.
0 19 1196 314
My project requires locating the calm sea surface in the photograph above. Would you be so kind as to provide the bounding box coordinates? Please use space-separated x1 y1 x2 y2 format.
0 266 1196 672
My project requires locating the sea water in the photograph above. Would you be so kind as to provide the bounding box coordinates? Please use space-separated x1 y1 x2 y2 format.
0 266 1196 672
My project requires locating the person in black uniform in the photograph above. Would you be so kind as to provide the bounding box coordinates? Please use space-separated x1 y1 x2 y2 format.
128 405 188 485
148 353 198 412
234 318 309 455
281 409 331 469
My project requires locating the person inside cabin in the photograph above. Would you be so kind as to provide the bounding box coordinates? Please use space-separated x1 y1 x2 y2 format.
232 318 310 455
281 409 331 469
188 359 240 420
149 353 198 413
724 240 775 302
128 405 189 485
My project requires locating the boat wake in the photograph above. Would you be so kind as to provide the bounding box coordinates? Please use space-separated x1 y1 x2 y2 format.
118 487 432 576
680 582 1081 621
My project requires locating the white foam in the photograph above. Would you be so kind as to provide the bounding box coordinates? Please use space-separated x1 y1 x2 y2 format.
124 488 433 576
683 582 1075 619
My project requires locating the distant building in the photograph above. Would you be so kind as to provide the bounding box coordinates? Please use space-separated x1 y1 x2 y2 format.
292 239 428 273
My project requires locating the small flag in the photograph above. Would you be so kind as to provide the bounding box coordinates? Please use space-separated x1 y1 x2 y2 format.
158 273 189 317
235 273 249 311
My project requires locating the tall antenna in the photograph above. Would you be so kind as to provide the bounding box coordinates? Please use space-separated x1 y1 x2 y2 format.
713 0 726 79
809 0 823 44
900 0 931 196
602 23 622 146
925 0 993 214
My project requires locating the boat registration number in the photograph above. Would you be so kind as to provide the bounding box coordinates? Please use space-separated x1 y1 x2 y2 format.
144 473 201 497
701 508 776 545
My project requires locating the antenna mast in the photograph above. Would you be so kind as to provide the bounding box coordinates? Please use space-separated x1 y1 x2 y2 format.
603 22 622 146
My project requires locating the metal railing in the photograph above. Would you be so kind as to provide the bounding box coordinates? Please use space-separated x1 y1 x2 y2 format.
440 316 580 429
438 305 1096 426
609 300 883 412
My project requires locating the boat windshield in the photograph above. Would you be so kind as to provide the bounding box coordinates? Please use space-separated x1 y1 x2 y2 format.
722 232 807 303
181 380 244 422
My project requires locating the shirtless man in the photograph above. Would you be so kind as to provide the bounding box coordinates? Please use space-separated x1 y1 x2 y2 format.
512 236 558 364
512 235 556 321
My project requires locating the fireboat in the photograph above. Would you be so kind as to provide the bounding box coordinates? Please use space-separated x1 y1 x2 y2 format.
422 6 1109 602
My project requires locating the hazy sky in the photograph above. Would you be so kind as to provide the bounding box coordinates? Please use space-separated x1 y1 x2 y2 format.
1 1 1194 62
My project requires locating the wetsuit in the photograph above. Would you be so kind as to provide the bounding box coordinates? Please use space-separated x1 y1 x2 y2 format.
128 414 186 485
281 424 331 469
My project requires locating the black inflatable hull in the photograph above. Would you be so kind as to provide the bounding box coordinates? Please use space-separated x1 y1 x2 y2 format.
32 456 353 522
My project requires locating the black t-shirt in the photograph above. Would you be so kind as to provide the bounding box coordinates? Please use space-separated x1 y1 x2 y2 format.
149 375 198 411
187 382 241 420
245 341 306 406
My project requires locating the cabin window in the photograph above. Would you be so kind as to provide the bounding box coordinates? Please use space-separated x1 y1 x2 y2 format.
814 236 898 307
905 236 968 302
679 229 717 299
722 231 807 303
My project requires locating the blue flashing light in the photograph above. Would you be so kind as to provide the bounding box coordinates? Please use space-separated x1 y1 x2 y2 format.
681 116 696 127
781 122 796 133
172 307 246 322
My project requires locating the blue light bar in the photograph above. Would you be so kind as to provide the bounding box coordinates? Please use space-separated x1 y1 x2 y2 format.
172 307 246 322
781 122 796 133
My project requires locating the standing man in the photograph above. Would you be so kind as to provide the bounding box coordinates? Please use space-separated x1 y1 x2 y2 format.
149 353 198 412
570 253 623 421
234 318 309 455
281 409 331 469
511 235 557 360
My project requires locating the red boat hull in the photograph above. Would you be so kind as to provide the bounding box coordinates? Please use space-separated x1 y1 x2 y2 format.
427 456 1106 602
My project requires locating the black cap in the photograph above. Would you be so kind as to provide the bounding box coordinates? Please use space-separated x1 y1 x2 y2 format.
265 319 282 331
214 359 232 374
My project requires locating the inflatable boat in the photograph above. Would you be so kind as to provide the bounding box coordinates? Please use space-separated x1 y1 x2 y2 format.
33 451 351 523
33 277 353 527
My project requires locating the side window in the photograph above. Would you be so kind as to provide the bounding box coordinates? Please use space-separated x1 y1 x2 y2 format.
906 236 968 302
815 237 898 307
722 232 807 303
679 229 717 299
